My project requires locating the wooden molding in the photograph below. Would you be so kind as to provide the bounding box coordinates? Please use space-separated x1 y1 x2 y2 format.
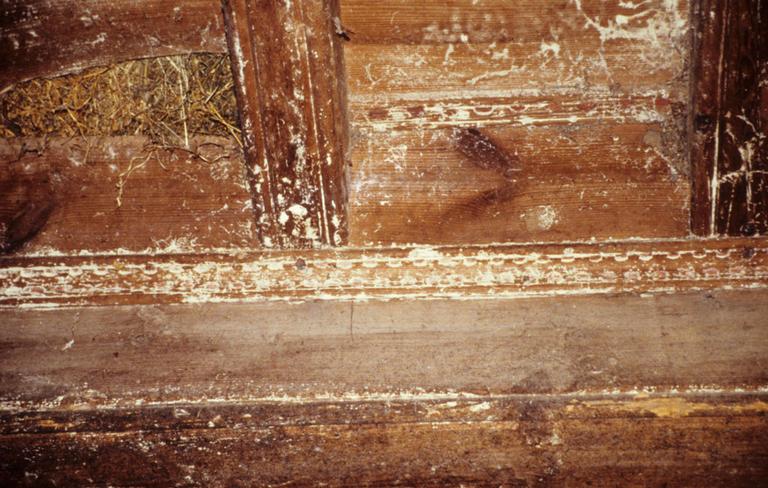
1 237 766 308
222 0 349 247
691 0 768 236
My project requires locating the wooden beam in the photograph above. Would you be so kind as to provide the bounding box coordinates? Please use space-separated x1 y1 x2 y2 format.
222 0 349 248
691 0 768 236
1 393 766 486
2 290 768 407
0 0 226 91
1 238 767 308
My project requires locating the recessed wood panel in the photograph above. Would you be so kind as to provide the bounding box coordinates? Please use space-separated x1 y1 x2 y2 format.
0 137 255 254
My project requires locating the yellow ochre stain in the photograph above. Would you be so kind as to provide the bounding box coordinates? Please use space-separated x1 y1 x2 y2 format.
573 398 768 418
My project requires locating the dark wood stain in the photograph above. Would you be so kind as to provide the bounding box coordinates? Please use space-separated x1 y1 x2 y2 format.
452 127 521 179
1 394 766 486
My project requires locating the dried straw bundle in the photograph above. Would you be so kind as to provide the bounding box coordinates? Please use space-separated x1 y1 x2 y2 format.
1 54 240 147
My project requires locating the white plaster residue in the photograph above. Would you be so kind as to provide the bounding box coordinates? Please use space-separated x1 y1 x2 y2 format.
88 32 107 47
491 47 509 61
407 247 443 261
469 401 492 412
536 206 559 230
287 204 308 218
572 0 687 48
539 41 561 57
443 43 456 66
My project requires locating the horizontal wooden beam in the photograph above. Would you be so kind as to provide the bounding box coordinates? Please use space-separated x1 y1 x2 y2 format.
0 0 227 91
1 238 767 308
2 392 766 485
3 289 768 408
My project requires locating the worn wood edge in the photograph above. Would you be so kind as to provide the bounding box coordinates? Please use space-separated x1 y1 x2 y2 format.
1 237 767 308
688 0 716 236
689 0 768 236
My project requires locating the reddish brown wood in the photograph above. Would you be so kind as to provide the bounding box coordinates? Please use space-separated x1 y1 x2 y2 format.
2 0 691 246
0 137 255 254
0 0 226 91
691 0 768 236
1 393 766 486
222 0 349 248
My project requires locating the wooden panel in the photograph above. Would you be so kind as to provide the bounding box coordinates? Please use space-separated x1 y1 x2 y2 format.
342 0 689 98
0 137 255 254
691 0 768 236
2 0 692 246
1 0 689 95
2 238 765 308
348 119 689 245
342 0 690 244
2 290 767 407
222 0 349 247
1 394 766 486
0 0 226 91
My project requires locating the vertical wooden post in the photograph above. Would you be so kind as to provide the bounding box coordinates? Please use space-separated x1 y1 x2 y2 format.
222 0 349 247
691 0 768 236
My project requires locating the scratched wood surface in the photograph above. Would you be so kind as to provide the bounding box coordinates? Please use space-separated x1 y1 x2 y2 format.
0 0 227 91
0 128 689 253
2 238 766 307
0 137 254 254
690 0 768 236
2 2 767 485
1 291 767 485
1 394 766 486
342 0 692 244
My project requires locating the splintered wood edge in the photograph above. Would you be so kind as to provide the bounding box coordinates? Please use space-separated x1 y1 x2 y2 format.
1 238 766 308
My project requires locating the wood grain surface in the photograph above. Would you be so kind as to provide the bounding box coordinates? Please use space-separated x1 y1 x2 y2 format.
222 0 349 247
0 0 227 91
2 0 694 247
1 394 766 486
1 290 767 486
690 0 768 236
2 289 767 406
0 137 255 254
1 237 766 307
